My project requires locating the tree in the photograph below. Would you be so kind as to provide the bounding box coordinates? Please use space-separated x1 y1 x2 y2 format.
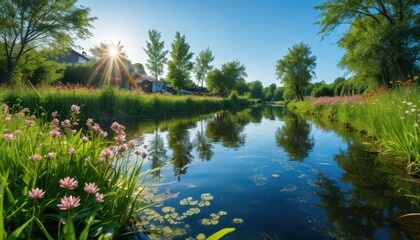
194 48 215 91
143 29 168 81
248 80 264 99
206 60 247 96
263 83 277 100
276 43 316 101
0 0 96 84
167 32 194 91
316 0 419 87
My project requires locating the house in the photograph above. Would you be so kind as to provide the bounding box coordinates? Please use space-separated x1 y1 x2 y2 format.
57 49 90 64
133 73 165 93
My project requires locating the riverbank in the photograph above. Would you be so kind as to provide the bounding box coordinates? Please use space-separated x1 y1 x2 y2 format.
286 88 420 173
0 87 252 121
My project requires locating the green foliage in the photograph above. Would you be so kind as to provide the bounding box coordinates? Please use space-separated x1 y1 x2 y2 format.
61 62 96 86
0 0 96 84
276 42 316 101
167 32 194 91
316 0 420 88
0 104 151 238
0 87 250 120
206 61 247 97
143 29 168 80
248 80 264 100
194 48 215 89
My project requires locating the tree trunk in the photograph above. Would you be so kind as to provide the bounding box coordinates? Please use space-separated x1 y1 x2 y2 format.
2 63 17 84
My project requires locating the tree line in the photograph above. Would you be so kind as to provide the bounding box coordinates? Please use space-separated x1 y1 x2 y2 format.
0 0 417 101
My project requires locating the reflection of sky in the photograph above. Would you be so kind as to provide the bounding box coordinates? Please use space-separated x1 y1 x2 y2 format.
133 113 372 239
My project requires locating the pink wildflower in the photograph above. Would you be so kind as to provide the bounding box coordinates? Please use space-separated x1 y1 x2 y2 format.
30 154 42 161
95 192 105 203
99 130 108 138
51 111 58 118
85 157 91 163
114 134 126 143
51 118 59 126
70 105 80 113
100 148 113 159
13 130 21 135
2 133 15 141
61 119 71 127
86 118 94 126
59 177 78 190
68 148 76 155
25 119 35 127
49 130 61 138
81 136 89 142
118 144 128 152
92 123 101 132
28 188 45 199
128 139 137 148
84 182 100 194
110 122 125 131
45 152 55 159
57 195 81 210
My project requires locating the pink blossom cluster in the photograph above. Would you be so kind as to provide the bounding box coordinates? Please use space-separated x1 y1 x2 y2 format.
310 95 365 105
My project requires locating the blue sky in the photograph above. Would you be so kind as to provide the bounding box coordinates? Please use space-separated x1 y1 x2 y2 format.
76 0 347 87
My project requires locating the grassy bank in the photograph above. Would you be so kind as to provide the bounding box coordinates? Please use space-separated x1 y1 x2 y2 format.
0 87 252 121
0 104 152 239
287 89 420 172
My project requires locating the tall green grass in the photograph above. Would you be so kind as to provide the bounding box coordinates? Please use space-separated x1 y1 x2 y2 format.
0 103 153 239
0 87 251 121
288 89 420 172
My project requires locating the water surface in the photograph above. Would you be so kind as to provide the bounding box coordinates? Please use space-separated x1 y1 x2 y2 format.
126 107 420 240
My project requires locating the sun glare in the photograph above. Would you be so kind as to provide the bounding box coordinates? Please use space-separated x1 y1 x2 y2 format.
108 46 119 57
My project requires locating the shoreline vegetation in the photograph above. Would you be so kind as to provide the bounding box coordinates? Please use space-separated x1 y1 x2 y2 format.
0 86 253 122
0 86 249 239
286 87 420 174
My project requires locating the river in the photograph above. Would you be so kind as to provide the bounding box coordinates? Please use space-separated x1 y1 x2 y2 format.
124 106 420 240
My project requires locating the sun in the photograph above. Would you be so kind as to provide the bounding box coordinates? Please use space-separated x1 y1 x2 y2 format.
108 45 119 58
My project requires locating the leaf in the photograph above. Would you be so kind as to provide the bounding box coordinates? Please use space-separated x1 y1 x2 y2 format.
63 214 76 240
206 228 236 240
35 218 54 240
6 216 35 240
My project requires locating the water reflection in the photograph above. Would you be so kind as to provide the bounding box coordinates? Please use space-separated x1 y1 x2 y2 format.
148 130 167 180
193 119 213 161
123 106 420 239
167 121 195 180
312 116 420 239
275 114 314 161
205 111 247 148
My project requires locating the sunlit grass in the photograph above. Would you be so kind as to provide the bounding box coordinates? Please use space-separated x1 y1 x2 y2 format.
288 88 420 172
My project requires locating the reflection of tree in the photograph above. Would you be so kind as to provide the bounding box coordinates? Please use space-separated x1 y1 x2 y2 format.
205 111 247 148
315 140 420 239
193 120 213 161
275 114 314 161
261 106 284 121
167 122 194 180
148 130 167 181
249 107 263 123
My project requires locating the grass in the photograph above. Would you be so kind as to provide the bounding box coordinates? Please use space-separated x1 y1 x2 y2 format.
0 103 154 239
0 86 251 121
287 88 420 172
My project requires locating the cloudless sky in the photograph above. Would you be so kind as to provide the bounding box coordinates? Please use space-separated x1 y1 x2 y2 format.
76 0 347 87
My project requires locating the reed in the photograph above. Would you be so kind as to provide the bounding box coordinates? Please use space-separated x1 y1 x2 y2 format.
0 86 251 121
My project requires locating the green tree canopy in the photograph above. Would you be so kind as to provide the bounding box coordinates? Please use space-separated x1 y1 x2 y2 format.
316 0 419 87
0 0 96 84
248 80 264 99
276 42 317 101
194 47 215 90
143 29 168 81
206 60 247 97
167 32 194 91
